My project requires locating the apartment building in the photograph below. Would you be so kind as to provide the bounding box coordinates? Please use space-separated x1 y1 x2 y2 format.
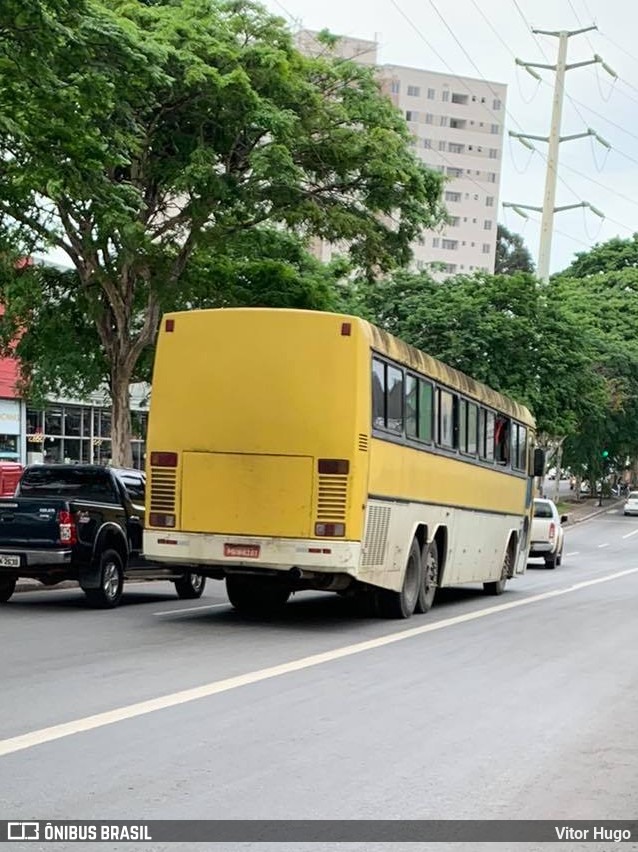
297 31 506 276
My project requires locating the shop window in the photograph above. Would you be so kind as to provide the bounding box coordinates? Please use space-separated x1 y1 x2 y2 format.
45 407 62 436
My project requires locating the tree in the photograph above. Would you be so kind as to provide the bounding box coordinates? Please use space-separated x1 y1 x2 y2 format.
346 269 612 456
0 229 350 405
550 266 638 477
495 224 535 275
0 0 445 465
560 234 638 278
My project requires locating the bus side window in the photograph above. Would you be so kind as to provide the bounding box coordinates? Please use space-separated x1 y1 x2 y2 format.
386 366 404 433
516 425 527 471
406 375 417 438
438 389 455 449
485 411 495 461
372 358 385 429
494 415 510 465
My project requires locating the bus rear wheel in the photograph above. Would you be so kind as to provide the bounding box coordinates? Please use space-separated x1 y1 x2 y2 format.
226 575 291 616
415 539 439 614
377 538 422 619
484 545 512 596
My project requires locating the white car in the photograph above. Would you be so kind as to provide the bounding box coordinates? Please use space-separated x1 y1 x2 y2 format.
529 498 567 569
624 492 638 516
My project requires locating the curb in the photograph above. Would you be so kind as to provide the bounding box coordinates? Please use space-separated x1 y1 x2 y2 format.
566 500 624 526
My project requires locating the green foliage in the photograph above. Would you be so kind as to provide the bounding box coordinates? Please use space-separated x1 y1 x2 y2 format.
0 230 349 397
346 269 613 449
495 224 535 275
0 0 445 464
560 234 638 278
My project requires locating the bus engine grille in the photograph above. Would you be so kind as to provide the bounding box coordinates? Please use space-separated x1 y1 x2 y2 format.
150 468 177 513
316 474 348 522
361 505 391 567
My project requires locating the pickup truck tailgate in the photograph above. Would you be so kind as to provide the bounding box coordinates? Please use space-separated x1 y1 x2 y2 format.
0 499 64 549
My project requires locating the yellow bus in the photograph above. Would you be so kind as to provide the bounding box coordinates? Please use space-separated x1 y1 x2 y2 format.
143 308 542 618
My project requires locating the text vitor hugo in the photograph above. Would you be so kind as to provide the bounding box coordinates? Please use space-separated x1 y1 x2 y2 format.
556 826 631 843
42 824 151 841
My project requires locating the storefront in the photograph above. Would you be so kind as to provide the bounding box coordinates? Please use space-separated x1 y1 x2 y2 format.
0 399 22 461
26 403 147 469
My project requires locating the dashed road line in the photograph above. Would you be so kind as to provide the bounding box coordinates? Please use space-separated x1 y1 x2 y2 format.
622 529 638 540
598 543 610 549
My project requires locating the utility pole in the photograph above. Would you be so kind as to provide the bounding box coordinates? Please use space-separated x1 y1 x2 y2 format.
503 27 616 283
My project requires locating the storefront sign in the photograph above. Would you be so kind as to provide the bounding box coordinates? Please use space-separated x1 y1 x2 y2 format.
0 399 21 435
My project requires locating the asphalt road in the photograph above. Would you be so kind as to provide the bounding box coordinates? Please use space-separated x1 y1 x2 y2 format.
1 508 638 852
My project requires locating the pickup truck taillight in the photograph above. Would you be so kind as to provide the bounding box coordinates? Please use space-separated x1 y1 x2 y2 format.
58 510 78 546
549 522 556 541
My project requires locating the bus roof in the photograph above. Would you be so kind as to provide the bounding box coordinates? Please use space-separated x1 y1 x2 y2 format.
362 318 535 428
161 307 536 429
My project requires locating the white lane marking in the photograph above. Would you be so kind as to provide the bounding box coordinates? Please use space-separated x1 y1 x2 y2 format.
566 551 579 557
1 566 637 759
153 603 229 616
598 543 610 549
622 529 638 540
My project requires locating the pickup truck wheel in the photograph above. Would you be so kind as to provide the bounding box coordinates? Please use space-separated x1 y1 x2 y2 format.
0 575 16 603
545 552 558 570
226 575 290 616
174 572 206 599
85 549 124 608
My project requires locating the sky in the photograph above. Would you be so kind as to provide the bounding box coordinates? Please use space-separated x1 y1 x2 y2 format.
261 0 638 273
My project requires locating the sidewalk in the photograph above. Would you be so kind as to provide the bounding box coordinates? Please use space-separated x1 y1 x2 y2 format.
558 497 625 526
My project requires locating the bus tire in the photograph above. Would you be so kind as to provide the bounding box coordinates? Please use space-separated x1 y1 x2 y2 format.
415 539 439 614
0 575 17 603
484 545 511 596
174 572 206 599
226 575 290 615
377 538 422 619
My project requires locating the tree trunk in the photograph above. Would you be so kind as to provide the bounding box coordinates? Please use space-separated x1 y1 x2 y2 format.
110 360 134 469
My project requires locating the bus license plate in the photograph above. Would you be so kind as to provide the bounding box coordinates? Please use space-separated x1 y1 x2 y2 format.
0 555 20 568
224 544 260 559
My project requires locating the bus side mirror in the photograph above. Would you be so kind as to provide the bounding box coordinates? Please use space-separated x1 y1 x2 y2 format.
533 448 545 478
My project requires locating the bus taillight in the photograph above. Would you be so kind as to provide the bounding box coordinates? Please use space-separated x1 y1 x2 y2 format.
315 523 345 537
318 459 349 475
150 452 178 467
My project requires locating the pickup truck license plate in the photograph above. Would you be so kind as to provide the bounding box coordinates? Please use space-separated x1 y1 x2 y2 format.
224 543 260 559
0 555 20 568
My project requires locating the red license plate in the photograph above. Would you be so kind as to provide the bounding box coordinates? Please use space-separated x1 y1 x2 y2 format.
224 543 261 559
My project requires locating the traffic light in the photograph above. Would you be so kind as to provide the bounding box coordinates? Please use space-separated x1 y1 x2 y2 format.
602 449 609 459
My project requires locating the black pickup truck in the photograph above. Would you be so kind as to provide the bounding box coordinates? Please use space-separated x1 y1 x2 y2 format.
0 464 205 608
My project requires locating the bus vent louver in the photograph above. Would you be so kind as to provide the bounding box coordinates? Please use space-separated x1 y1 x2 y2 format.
358 433 369 452
361 505 391 567
150 468 177 513
317 474 348 522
